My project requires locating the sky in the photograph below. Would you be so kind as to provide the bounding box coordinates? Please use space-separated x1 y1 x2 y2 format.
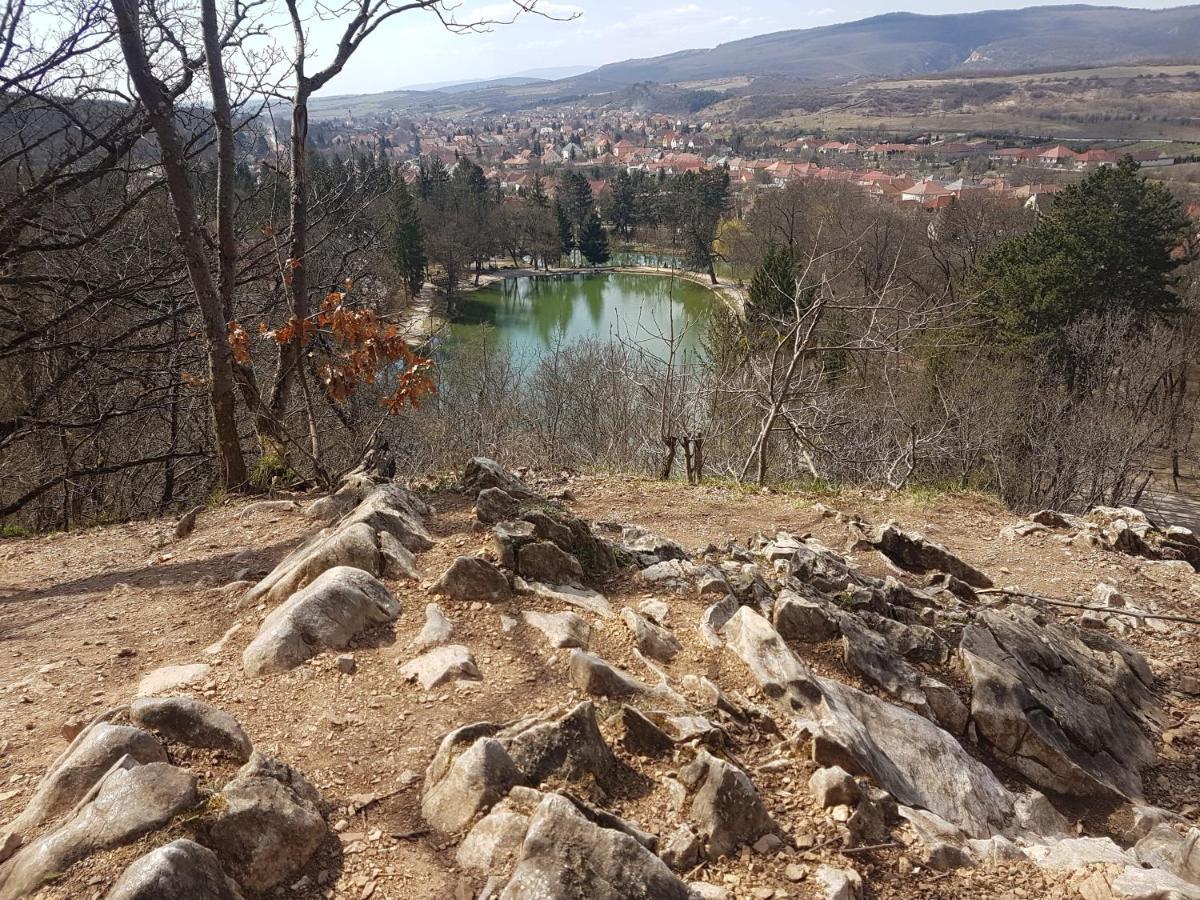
307 0 1197 96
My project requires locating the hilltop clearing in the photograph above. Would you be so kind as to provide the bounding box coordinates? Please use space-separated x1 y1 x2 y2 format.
0 467 1198 899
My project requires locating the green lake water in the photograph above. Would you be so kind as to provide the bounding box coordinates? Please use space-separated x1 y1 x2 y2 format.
448 272 713 369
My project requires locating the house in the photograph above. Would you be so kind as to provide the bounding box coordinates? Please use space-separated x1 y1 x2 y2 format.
1038 145 1078 168
900 179 950 203
1074 149 1119 169
989 147 1038 164
1130 149 1175 168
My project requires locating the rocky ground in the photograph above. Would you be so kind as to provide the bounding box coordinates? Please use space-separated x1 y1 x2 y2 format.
0 461 1198 900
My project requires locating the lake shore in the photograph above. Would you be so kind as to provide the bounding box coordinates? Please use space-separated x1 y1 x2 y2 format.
397 262 745 347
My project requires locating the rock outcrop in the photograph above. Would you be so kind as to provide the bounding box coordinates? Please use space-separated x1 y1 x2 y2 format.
961 608 1164 800
248 483 431 606
242 566 400 676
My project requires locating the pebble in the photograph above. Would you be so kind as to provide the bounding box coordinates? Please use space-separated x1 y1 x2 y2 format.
785 863 807 882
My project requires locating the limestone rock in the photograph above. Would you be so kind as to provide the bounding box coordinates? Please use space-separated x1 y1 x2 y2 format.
463 458 542 501
522 610 590 649
242 567 399 676
475 487 521 525
517 541 584 584
595 522 688 567
379 530 420 581
568 650 647 699
422 727 524 833
0 763 198 900
860 523 992 588
497 702 618 788
249 484 430 606
137 663 211 697
1135 824 1200 885
724 606 1015 838
838 615 927 710
698 595 739 649
522 580 612 618
107 839 244 900
773 592 840 643
660 824 700 871
816 865 862 900
493 520 537 571
456 800 531 873
616 706 675 757
678 749 776 860
637 598 670 625
961 607 1163 799
337 483 433 552
204 753 327 893
412 603 455 652
400 645 481 690
621 608 681 662
809 766 861 808
431 556 512 603
640 559 699 594
1026 836 1135 871
921 677 969 735
1031 509 1076 529
8 722 166 837
1110 866 1200 899
498 793 691 900
129 696 252 761
518 507 618 579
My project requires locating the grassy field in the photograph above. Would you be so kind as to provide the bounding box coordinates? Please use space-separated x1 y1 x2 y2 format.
869 64 1200 90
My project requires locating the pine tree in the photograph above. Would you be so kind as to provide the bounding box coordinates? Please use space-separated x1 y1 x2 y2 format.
528 173 549 208
554 198 574 259
415 156 449 200
578 210 610 266
388 176 426 299
747 244 797 325
978 157 1190 353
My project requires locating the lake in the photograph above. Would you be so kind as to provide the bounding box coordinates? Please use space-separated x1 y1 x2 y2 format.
447 272 713 368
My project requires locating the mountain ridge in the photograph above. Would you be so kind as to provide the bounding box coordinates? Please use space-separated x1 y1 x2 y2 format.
585 4 1200 83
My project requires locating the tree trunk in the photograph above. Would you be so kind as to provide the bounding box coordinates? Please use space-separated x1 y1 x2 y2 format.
659 435 677 480
111 0 247 488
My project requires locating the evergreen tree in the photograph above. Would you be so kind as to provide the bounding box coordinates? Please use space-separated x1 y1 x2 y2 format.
671 167 730 283
578 210 610 266
747 244 796 324
557 169 593 239
528 173 549 208
977 157 1190 353
554 198 575 258
605 169 635 237
388 176 426 299
415 155 449 200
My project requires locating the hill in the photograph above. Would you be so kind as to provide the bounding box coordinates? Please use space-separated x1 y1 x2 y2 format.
589 5 1200 83
0 463 1197 897
305 5 1200 122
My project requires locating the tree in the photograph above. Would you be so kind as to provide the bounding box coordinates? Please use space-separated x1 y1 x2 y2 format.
672 168 730 283
578 211 610 266
554 198 575 259
977 158 1191 355
604 170 636 237
747 245 797 325
388 177 427 300
110 0 258 487
557 170 593 241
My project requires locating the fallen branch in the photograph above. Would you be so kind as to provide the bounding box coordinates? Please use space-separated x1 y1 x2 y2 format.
978 588 1200 626
840 841 902 855
390 828 429 841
